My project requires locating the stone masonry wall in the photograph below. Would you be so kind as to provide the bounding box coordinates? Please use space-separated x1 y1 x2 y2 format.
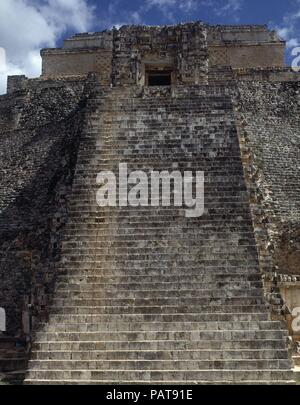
0 79 89 336
233 80 300 315
41 50 113 86
111 23 208 86
234 68 300 82
207 25 285 68
39 24 285 82
209 43 285 68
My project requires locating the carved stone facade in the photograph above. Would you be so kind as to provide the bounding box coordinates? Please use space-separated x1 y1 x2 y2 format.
37 23 284 87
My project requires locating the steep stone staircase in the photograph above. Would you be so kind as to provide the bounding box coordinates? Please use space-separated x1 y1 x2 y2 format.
25 85 294 384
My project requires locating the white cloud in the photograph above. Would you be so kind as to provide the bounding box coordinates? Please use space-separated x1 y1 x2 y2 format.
0 0 95 94
39 0 95 34
271 0 300 49
111 10 142 28
287 38 299 49
0 48 23 95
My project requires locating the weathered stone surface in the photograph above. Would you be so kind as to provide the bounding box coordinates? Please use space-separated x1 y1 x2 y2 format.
233 81 300 287
40 23 285 81
24 82 294 384
0 21 299 384
0 79 87 336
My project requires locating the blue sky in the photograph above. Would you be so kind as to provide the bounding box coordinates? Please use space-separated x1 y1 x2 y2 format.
87 0 296 28
0 0 300 93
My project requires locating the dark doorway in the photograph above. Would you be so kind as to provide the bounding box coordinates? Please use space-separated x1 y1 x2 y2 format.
147 71 172 86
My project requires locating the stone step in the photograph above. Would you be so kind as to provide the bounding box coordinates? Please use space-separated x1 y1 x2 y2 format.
63 240 256 251
46 313 271 323
73 153 241 161
78 148 238 155
49 305 272 315
31 339 288 352
74 160 241 167
77 142 239 149
91 99 233 105
76 160 239 166
66 212 253 221
60 241 256 249
30 349 289 361
67 204 247 212
68 198 249 205
86 111 233 118
56 267 261 276
83 145 222 152
73 163 245 171
66 202 247 210
90 107 234 114
55 281 264 291
73 162 244 171
65 211 250 219
62 232 256 240
63 222 254 228
72 185 246 193
24 369 294 383
63 217 252 224
34 330 287 342
67 196 249 205
60 246 257 254
87 117 233 124
59 254 258 263
55 274 263 283
87 104 233 110
67 208 251 216
90 138 236 142
24 379 295 385
50 297 266 307
62 230 255 238
38 321 284 333
66 206 250 215
58 259 259 267
54 289 263 300
27 359 291 371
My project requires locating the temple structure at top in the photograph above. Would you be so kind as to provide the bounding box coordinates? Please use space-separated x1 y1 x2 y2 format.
39 23 286 86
